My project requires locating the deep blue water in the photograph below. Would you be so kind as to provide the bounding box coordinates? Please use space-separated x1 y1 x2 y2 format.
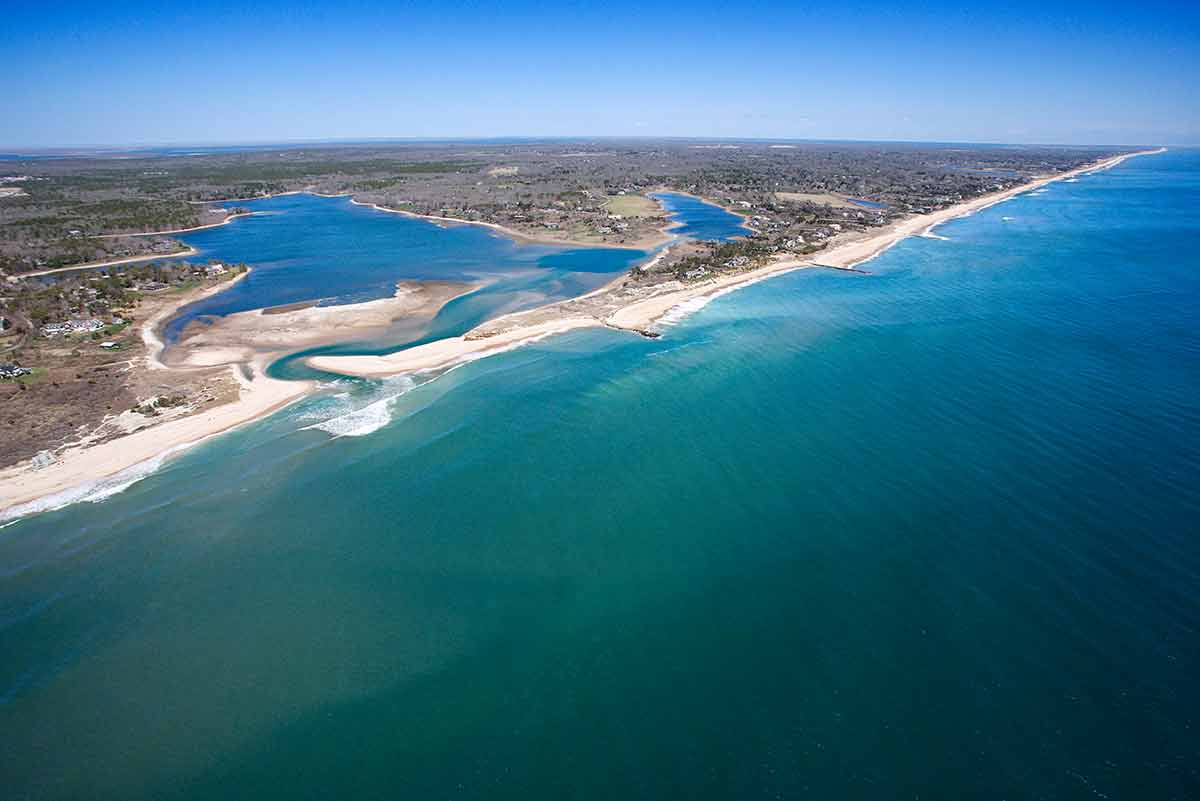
652 191 752 241
164 193 645 340
2 150 1199 800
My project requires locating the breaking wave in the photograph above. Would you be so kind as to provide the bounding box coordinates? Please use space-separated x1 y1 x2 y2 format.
0 441 199 527
299 375 419 438
654 294 719 329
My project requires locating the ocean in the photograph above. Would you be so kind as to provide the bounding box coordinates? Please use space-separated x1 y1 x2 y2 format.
1 150 1197 799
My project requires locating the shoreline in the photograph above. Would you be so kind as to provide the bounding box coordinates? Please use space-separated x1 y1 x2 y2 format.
347 197 674 251
0 354 311 523
183 186 675 251
0 268 309 520
142 269 251 368
311 148 1165 379
127 187 677 253
649 187 755 234
0 147 1165 520
91 210 264 239
21 246 199 278
185 190 349 204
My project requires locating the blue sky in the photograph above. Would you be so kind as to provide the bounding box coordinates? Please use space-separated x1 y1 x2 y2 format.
3 0 1198 148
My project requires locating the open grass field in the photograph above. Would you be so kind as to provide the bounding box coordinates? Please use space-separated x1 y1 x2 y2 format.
604 194 661 217
774 191 861 209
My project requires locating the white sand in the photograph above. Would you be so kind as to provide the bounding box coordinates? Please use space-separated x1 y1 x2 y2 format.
315 149 1165 378
0 359 309 517
308 317 601 377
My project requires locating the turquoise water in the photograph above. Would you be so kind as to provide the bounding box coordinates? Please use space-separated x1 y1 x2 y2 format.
2 152 1199 799
652 191 751 240
165 193 646 340
847 197 887 209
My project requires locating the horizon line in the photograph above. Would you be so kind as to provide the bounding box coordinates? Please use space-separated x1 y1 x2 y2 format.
0 134 1182 156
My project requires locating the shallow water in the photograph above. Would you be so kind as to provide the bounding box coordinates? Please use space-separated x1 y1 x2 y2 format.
2 151 1198 799
164 193 646 340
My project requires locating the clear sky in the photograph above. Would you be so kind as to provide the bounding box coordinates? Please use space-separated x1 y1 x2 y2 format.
3 0 1198 148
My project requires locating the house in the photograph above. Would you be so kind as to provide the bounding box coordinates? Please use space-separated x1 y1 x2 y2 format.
99 341 118 349
204 263 227 277
40 318 105 337
0 364 31 379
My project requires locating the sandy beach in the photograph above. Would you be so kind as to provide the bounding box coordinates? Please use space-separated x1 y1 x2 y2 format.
165 280 478 368
312 149 1164 380
0 355 309 521
0 277 478 518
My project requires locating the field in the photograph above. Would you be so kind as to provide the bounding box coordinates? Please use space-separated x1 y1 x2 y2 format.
775 191 861 209
604 194 661 217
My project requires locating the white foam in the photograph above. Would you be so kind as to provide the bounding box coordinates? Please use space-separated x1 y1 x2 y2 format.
1002 216 1015 221
306 395 396 438
920 231 951 241
300 375 417 438
653 279 759 331
655 294 719 329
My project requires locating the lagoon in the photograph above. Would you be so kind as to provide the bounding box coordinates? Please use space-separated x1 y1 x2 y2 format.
165 193 646 341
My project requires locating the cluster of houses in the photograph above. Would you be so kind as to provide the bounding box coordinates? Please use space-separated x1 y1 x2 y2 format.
40 317 121 338
129 263 226 293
